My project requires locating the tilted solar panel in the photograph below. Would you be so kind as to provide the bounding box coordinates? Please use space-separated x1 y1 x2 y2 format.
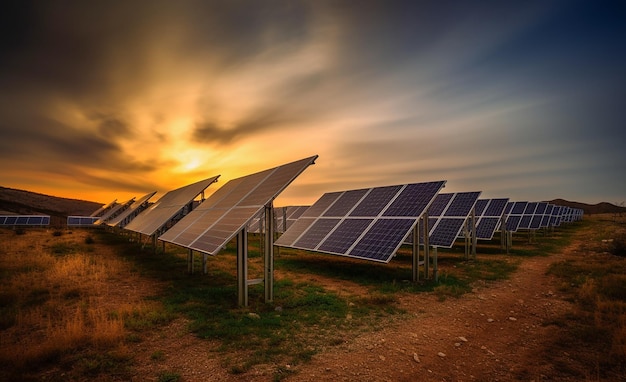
124 176 219 236
424 192 481 248
275 180 446 263
474 198 509 240
0 215 50 226
106 191 157 227
505 202 528 232
159 156 318 255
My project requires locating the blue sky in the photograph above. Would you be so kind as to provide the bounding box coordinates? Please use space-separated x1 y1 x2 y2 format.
0 0 624 205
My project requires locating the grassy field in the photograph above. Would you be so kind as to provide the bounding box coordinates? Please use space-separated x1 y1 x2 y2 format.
0 216 624 381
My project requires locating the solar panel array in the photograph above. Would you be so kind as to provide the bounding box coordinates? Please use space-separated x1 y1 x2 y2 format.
159 156 318 255
0 215 50 226
95 198 135 225
474 198 509 240
106 191 157 228
274 181 446 263
89 199 117 217
125 176 219 236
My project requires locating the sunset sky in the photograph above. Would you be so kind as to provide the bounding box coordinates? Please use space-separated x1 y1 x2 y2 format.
1 0 624 207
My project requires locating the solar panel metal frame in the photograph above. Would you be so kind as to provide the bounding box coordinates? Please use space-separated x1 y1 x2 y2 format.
274 180 446 263
159 156 318 255
124 176 219 236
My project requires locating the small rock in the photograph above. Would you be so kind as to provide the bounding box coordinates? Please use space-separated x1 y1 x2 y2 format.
438 352 446 358
458 336 468 342
509 317 517 321
413 353 420 363
379 355 386 361
487 318 494 323
248 312 260 319
454 342 461 347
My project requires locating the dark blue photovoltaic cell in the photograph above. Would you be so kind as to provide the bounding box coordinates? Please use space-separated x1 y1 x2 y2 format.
0 217 5 224
428 193 453 216
506 215 522 231
350 185 402 217
349 219 415 261
535 202 548 215
483 199 508 217
383 181 445 217
474 199 489 216
318 219 372 254
505 202 514 214
294 218 341 249
518 215 532 229
444 192 480 217
511 202 528 214
524 202 538 214
476 217 500 239
323 189 368 217
16 217 28 224
5 217 17 225
530 216 543 229
429 219 465 247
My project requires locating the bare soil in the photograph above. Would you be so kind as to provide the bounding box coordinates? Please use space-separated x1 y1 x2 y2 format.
126 237 596 382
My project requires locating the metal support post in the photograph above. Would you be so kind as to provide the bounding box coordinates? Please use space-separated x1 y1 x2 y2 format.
471 209 477 260
412 221 419 282
264 204 274 302
423 214 430 279
463 219 469 261
203 254 208 274
237 228 248 307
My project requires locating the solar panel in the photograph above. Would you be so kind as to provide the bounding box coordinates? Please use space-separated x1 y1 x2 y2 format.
105 191 157 228
0 215 50 226
423 191 481 248
159 156 318 255
67 216 100 226
518 202 538 230
89 199 117 217
473 198 509 240
95 198 135 225
125 177 219 236
505 201 528 232
275 180 446 263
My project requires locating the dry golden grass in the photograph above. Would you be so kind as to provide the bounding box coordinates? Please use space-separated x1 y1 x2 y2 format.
0 228 159 376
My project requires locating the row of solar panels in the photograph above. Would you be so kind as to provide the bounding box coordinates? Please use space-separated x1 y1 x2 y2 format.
34 155 582 266
0 215 51 226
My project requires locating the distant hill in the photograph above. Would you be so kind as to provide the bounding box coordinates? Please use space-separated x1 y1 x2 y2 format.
548 199 626 215
0 187 103 218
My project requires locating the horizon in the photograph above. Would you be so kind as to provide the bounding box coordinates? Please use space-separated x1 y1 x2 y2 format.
1 1 625 206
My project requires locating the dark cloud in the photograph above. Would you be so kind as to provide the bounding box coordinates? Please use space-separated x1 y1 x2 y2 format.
192 104 304 145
